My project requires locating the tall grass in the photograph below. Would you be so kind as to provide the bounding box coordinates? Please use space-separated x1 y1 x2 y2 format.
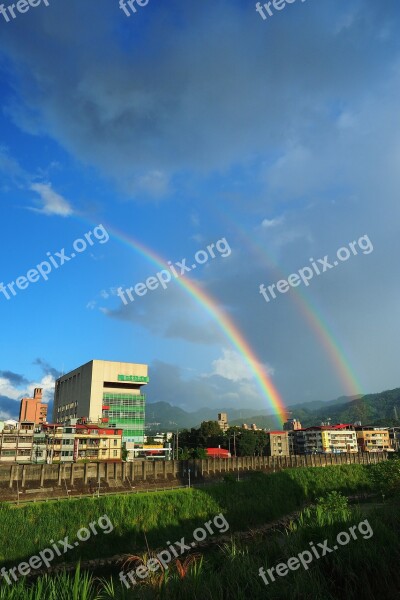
0 461 399 599
1 498 398 599
0 462 392 569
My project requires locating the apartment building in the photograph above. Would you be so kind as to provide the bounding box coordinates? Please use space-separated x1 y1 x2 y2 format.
42 422 123 463
290 425 358 454
355 426 392 452
218 413 229 432
19 388 47 425
0 421 35 463
388 427 400 451
283 418 302 431
266 431 290 456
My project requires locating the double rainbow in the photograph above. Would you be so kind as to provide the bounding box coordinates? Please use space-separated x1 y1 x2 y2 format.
101 224 288 425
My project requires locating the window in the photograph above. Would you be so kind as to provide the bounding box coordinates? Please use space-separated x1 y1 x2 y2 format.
113 440 118 446
113 450 118 457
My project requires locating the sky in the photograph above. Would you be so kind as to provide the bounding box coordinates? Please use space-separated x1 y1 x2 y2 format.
0 0 399 421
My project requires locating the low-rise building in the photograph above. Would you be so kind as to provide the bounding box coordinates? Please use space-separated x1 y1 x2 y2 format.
0 421 35 463
355 426 392 452
290 425 358 454
283 418 302 431
388 427 400 451
266 431 290 456
42 422 123 463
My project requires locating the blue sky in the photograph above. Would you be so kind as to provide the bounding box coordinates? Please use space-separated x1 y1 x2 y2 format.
0 0 399 419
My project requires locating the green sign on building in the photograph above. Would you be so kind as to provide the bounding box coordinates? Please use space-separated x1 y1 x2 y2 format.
118 375 149 383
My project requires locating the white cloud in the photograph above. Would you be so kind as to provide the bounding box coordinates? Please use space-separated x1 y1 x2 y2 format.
209 349 274 383
135 170 171 198
29 374 56 404
0 378 23 401
261 216 284 228
30 182 74 217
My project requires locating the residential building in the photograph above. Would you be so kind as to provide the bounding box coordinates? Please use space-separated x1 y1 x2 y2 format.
290 425 358 454
266 431 290 456
388 427 400 451
42 421 123 463
0 421 35 463
241 423 261 431
53 360 148 447
32 428 48 463
283 418 302 431
19 388 47 425
218 413 229 432
355 426 391 452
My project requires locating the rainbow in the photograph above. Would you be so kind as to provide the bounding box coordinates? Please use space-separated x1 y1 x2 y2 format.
89 222 288 425
225 218 363 399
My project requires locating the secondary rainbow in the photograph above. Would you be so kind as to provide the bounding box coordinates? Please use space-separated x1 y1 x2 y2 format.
224 217 364 398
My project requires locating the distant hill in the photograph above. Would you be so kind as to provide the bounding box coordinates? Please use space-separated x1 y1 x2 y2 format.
145 393 369 431
302 387 400 427
146 387 400 431
229 388 400 429
145 402 266 430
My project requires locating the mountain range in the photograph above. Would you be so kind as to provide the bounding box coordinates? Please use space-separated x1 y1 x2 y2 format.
146 386 400 431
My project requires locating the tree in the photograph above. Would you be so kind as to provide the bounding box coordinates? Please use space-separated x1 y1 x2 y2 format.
254 431 268 456
197 421 225 447
191 447 208 459
236 430 257 456
121 443 128 462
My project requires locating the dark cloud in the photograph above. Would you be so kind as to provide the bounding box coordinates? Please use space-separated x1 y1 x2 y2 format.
104 284 225 345
0 396 20 420
1 0 399 411
33 359 62 380
0 371 28 387
0 1 398 197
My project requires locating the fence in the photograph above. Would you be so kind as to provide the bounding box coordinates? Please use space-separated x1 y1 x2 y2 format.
0 452 388 494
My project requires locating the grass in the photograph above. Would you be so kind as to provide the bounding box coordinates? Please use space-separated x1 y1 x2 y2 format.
1 495 399 599
0 459 398 598
0 463 377 563
0 463 375 566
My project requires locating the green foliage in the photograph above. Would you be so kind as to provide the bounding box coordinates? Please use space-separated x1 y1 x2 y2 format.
0 461 399 599
176 423 225 451
121 443 128 462
367 457 400 495
0 462 379 569
235 430 257 456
